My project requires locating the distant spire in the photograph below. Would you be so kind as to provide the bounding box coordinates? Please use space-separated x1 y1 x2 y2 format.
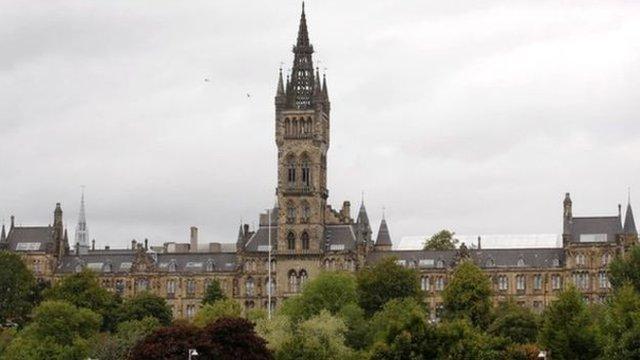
74 188 89 249
356 197 372 243
375 218 392 247
276 68 285 97
237 222 245 243
624 197 638 236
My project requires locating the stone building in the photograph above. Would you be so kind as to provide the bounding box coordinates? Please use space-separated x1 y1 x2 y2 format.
1 4 637 320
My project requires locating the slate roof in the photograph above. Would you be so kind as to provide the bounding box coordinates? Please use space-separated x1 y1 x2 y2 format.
325 225 357 251
366 248 564 269
375 219 392 246
59 251 237 274
571 216 622 243
244 226 278 252
5 226 55 253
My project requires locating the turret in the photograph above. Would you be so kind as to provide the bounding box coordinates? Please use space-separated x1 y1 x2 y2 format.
374 216 392 251
355 200 372 243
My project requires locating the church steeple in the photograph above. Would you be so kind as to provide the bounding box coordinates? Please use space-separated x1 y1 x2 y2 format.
74 189 89 254
287 2 316 110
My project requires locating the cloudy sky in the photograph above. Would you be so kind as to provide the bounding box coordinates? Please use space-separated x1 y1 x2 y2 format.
1 0 639 249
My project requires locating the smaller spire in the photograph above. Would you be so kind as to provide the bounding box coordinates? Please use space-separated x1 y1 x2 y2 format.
322 72 329 100
276 68 285 97
624 199 638 236
237 222 245 243
375 218 392 249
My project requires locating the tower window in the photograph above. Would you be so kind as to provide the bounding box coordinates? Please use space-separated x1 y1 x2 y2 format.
286 155 296 185
302 202 311 222
287 205 296 223
287 231 296 251
301 231 310 250
301 156 310 187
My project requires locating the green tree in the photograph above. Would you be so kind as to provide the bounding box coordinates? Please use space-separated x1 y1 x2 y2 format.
609 245 640 292
3 300 102 360
424 229 459 250
193 298 242 327
368 297 428 345
436 319 507 360
442 261 493 329
538 286 601 360
600 284 640 359
89 317 161 360
118 292 173 326
338 303 370 350
0 251 36 325
356 257 421 315
281 271 358 322
370 315 439 360
277 310 354 360
255 314 293 353
44 270 120 330
202 278 226 305
488 299 539 344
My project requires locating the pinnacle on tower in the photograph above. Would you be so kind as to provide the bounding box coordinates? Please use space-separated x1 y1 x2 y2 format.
75 189 89 253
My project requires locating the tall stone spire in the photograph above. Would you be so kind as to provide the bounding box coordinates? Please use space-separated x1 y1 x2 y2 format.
74 189 89 254
287 2 316 110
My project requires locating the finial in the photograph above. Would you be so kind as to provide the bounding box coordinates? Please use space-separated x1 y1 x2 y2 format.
382 206 386 220
302 1 305 14
361 191 365 204
628 187 632 205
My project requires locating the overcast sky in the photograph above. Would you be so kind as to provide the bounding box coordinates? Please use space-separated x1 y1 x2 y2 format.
1 0 639 249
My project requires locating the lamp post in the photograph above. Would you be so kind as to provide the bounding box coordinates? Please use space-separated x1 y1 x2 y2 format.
267 208 272 320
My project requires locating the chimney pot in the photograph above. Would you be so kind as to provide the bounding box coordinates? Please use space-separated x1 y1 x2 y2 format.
190 227 198 253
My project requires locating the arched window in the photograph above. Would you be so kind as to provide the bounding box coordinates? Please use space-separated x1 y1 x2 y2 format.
168 260 177 272
307 117 313 134
299 269 308 288
103 262 113 273
286 155 296 185
301 231 310 250
301 155 311 187
288 270 299 293
421 276 430 291
486 258 495 268
246 277 255 297
206 259 215 272
284 118 291 136
293 119 299 135
287 231 296 251
324 259 330 268
287 204 296 223
601 253 611 266
301 202 311 222
265 277 276 295
436 259 445 269
576 254 586 266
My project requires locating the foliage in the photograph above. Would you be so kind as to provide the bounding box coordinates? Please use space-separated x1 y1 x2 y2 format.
130 323 201 360
436 319 508 359
600 284 640 359
0 251 36 325
90 316 161 360
609 245 640 292
3 300 102 360
118 291 173 326
199 317 273 360
368 297 428 345
369 315 440 360
281 271 358 322
255 314 293 352
356 257 422 316
423 229 459 250
43 270 120 330
247 307 268 322
338 303 370 350
193 298 241 327
488 299 539 344
202 278 227 305
442 261 493 329
0 327 17 355
277 310 354 360
538 286 601 360
501 343 540 360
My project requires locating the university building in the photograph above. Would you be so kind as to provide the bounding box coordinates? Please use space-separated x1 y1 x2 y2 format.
1 5 637 320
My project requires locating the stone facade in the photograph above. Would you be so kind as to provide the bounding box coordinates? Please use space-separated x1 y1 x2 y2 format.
1 5 637 321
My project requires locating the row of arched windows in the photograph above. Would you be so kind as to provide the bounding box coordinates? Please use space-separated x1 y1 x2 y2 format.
284 117 313 137
288 269 308 293
244 277 277 297
287 231 310 251
285 153 311 187
286 201 311 223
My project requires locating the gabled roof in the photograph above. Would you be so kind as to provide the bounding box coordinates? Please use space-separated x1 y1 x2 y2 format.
571 216 622 243
6 226 55 252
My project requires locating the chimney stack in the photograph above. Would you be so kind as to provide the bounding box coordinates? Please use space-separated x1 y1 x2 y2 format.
131 239 137 250
190 227 198 253
91 239 95 251
144 238 149 250
341 201 351 221
10 215 14 229
477 236 482 250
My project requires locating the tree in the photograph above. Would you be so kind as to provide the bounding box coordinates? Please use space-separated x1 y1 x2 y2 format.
281 271 358 322
424 229 458 250
193 298 242 327
356 257 421 315
609 245 640 292
370 315 439 360
277 310 354 360
0 251 36 325
488 299 539 344
118 292 173 326
130 323 201 360
202 279 226 305
368 297 428 345
3 300 102 360
338 303 370 350
538 286 601 360
43 270 120 330
90 317 161 360
600 284 640 359
200 317 273 360
255 314 293 353
442 261 493 329
436 319 507 359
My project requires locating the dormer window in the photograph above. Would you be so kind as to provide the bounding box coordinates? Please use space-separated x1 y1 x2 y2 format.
517 258 525 267
168 260 177 272
576 254 586 266
206 260 215 272
486 258 495 268
103 263 113 273
436 259 445 269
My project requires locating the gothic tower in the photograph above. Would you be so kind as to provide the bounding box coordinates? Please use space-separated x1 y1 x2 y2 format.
275 3 331 255
74 190 90 254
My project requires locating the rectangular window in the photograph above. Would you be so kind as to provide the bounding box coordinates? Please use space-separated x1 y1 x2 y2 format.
186 305 195 319
573 272 589 290
435 277 445 291
516 275 526 291
551 274 561 290
498 275 509 290
421 276 430 291
533 274 542 290
167 280 176 297
599 272 609 289
187 280 196 296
